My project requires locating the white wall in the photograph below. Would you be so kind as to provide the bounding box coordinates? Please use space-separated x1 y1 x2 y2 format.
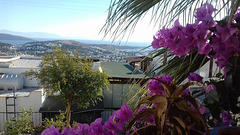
0 88 44 112
0 67 40 87
0 88 44 130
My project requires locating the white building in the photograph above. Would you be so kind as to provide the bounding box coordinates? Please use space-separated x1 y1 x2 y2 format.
0 56 44 130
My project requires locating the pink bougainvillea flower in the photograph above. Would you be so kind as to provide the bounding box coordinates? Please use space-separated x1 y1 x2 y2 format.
88 118 106 135
41 125 60 135
187 72 203 82
181 89 190 95
146 78 165 96
133 127 138 131
104 117 122 134
198 43 212 57
198 104 206 115
220 111 235 126
104 104 133 131
76 123 89 134
152 31 162 49
146 74 172 96
195 3 216 26
216 24 238 42
205 84 216 93
113 104 133 123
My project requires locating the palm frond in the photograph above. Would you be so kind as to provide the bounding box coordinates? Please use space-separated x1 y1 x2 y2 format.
101 0 239 41
148 49 209 84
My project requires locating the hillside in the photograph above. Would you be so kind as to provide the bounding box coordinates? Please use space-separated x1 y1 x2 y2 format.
0 42 12 54
0 30 63 39
0 33 33 41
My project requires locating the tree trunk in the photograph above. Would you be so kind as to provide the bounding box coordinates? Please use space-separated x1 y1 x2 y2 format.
66 102 72 129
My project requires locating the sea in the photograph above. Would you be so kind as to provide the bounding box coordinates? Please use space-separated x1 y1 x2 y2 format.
0 39 151 47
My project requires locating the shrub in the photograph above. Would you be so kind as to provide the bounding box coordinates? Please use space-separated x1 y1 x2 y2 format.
4 107 34 134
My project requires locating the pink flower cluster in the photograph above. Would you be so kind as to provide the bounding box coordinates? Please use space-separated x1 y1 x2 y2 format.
146 73 172 96
41 104 132 135
152 3 240 69
214 110 235 126
220 111 235 126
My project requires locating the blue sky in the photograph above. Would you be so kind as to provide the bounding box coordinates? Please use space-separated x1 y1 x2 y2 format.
0 0 157 42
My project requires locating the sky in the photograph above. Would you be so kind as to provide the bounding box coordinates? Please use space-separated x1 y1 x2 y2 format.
0 0 158 42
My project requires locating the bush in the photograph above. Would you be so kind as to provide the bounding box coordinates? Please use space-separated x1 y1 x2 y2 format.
4 107 34 134
42 111 67 130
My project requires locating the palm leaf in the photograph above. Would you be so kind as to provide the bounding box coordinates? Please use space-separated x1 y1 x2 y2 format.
148 49 209 84
101 0 238 41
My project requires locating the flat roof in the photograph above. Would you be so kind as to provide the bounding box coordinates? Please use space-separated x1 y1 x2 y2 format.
0 87 42 97
101 62 146 79
0 56 20 63
125 56 151 63
12 59 41 68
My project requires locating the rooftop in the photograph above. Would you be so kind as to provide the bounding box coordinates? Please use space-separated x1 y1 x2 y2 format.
124 56 151 63
101 62 146 79
12 59 41 68
0 87 42 97
0 56 20 63
0 56 42 68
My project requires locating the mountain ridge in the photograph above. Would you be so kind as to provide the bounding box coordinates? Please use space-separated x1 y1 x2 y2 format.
0 33 34 41
0 30 63 39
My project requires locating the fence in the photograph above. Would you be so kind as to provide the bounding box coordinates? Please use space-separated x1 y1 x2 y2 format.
0 112 42 130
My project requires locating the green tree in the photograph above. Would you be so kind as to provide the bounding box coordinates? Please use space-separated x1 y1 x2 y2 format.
26 48 109 128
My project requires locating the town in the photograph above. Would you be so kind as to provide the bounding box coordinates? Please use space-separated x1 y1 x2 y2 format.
0 40 151 62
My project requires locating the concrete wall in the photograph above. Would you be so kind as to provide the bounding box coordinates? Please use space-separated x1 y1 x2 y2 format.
0 88 44 130
0 88 44 112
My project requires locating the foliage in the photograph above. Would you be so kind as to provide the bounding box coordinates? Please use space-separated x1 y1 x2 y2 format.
33 125 44 134
125 74 209 135
102 0 240 41
148 49 209 85
41 105 133 135
43 111 67 130
150 4 240 123
42 73 218 135
4 107 34 134
25 48 109 128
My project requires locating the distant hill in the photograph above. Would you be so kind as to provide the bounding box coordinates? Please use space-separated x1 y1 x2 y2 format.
0 30 63 39
0 33 33 41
